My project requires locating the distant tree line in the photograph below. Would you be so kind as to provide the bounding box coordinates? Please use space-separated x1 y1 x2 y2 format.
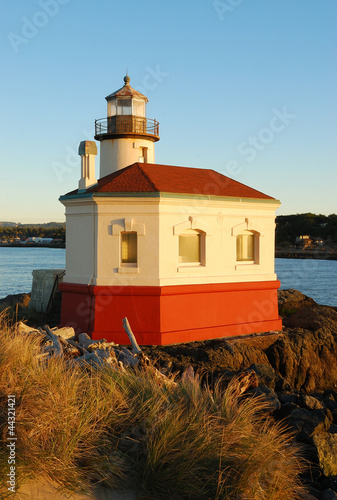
0 225 65 242
276 213 337 246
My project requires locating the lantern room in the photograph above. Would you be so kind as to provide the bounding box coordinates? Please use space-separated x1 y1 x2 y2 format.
106 75 147 118
95 75 159 177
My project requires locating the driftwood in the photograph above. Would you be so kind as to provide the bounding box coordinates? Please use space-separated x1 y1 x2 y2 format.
122 317 141 354
42 325 63 357
49 326 75 341
14 319 176 386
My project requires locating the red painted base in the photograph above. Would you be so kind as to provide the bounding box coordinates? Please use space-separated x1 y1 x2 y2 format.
59 281 282 345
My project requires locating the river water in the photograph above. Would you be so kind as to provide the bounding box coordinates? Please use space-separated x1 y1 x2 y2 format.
0 248 336 306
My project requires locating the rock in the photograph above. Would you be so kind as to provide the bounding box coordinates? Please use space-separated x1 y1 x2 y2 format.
288 408 332 442
321 476 337 492
283 307 325 330
249 385 281 412
266 309 337 392
299 395 325 411
321 489 337 500
278 392 299 405
0 293 31 310
275 375 292 391
248 363 276 388
278 289 317 316
299 492 321 500
313 433 337 476
274 402 299 420
324 394 337 411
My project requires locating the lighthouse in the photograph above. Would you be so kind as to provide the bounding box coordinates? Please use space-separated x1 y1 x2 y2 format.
95 74 159 177
59 76 282 345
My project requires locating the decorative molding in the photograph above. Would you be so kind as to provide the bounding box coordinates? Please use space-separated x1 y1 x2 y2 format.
118 267 140 274
111 218 145 236
231 218 264 237
173 216 212 236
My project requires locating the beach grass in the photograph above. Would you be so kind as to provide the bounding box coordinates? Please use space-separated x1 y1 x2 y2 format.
0 312 306 499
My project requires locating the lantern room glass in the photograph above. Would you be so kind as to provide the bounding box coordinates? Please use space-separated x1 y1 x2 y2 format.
108 100 116 116
133 99 146 117
117 98 132 116
108 97 146 117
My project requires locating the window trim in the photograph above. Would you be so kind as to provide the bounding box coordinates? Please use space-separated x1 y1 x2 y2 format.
173 217 209 270
232 218 263 267
236 230 258 264
110 218 145 274
178 229 204 266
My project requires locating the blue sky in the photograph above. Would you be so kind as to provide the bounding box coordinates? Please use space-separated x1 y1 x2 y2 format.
1 0 336 222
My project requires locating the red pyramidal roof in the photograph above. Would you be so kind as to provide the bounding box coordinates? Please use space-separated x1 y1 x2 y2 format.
69 163 277 200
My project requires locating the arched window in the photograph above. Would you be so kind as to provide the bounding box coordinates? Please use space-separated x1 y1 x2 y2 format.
179 229 203 264
236 230 256 262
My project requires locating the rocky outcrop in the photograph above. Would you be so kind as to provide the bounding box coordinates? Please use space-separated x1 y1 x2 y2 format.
0 292 31 310
313 433 337 477
278 288 318 316
266 307 337 393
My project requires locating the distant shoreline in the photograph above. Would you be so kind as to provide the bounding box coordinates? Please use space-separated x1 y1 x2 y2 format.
0 243 65 249
276 249 337 260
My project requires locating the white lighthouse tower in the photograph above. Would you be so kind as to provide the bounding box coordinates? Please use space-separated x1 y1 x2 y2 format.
95 75 159 178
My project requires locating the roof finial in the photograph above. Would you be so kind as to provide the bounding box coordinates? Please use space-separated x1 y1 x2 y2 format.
124 70 130 85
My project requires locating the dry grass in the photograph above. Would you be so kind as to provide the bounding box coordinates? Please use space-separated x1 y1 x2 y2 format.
0 312 307 499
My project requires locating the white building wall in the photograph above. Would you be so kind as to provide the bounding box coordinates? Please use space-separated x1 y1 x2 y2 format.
61 195 279 287
94 199 160 286
63 202 96 285
157 197 278 286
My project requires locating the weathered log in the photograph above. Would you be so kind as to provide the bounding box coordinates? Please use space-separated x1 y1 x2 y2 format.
69 350 116 368
15 322 41 337
78 332 107 349
117 346 139 368
121 318 177 385
43 325 63 357
50 326 75 341
122 317 141 354
66 339 88 356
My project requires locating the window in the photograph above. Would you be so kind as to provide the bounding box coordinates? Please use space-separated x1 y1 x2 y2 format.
179 229 201 264
236 230 255 262
138 147 148 163
133 99 145 117
121 232 137 265
117 98 132 115
108 100 116 116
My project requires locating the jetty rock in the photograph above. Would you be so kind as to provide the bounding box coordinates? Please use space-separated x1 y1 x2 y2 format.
143 290 337 394
0 292 31 310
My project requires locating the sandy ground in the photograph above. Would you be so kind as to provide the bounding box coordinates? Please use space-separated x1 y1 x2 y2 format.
13 479 136 500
